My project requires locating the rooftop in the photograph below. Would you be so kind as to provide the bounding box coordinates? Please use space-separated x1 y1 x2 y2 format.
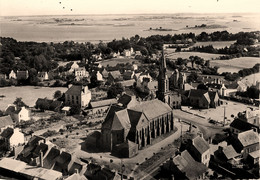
90 98 117 108
238 130 259 147
222 145 240 160
0 115 13 129
192 136 210 154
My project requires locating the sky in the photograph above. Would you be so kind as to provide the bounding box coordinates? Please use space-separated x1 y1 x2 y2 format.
0 0 260 16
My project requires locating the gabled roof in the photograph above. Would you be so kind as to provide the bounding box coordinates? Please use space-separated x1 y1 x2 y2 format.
109 71 121 79
222 145 239 160
33 143 49 158
249 150 259 159
43 147 60 169
129 99 172 120
192 136 210 155
102 105 125 129
112 109 131 131
90 98 117 108
237 130 259 147
65 173 88 180
189 89 210 103
0 115 13 129
1 127 14 139
230 119 257 132
118 94 135 107
28 135 45 146
173 150 207 179
75 67 86 71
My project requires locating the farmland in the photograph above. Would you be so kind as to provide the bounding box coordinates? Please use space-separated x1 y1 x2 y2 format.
100 57 141 67
210 57 260 73
165 51 224 60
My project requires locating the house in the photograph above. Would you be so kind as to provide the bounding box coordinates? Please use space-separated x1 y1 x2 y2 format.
214 145 241 167
198 75 225 85
117 94 138 108
38 72 49 81
0 128 25 150
206 83 227 97
10 106 31 123
102 69 109 79
162 150 208 180
0 158 63 180
123 49 131 57
42 147 61 169
9 70 17 79
65 85 91 108
69 62 79 73
246 150 259 166
0 115 14 132
135 72 152 87
65 173 88 180
188 89 220 109
118 79 135 88
53 151 75 175
123 71 135 80
74 67 89 79
87 98 118 116
230 119 259 135
96 71 104 82
231 130 259 159
17 70 29 80
186 136 210 167
101 99 174 152
107 71 122 83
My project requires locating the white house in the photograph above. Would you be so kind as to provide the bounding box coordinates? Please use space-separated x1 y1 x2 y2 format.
38 72 49 81
69 62 80 73
0 128 25 149
74 67 89 79
96 71 104 82
10 107 31 123
9 70 17 79
65 85 92 108
123 49 131 57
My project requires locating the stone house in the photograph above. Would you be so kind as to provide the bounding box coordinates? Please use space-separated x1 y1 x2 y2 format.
17 70 29 80
68 62 79 73
0 115 14 132
74 67 89 79
87 98 118 116
188 89 220 109
64 85 91 108
232 130 259 160
9 70 17 79
186 136 210 167
0 128 25 150
9 106 31 123
214 145 241 167
163 150 208 180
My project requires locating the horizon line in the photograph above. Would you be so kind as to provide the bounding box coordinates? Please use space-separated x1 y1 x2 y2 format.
1 12 260 17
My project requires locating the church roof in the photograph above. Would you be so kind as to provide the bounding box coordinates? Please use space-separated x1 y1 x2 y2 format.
130 99 172 120
112 109 131 131
102 105 125 129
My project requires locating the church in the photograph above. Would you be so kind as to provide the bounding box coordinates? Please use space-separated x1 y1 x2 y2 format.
100 47 179 157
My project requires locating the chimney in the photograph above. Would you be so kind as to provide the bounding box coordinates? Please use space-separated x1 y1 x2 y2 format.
40 150 43 167
75 169 79 174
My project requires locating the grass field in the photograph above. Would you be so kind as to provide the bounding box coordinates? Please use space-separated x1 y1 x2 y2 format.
240 72 260 87
0 86 67 110
210 57 260 73
100 57 141 67
191 41 236 49
165 51 224 60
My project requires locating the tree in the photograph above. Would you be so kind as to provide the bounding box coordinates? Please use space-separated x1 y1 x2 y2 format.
13 97 28 108
70 105 81 115
53 90 62 99
107 83 124 98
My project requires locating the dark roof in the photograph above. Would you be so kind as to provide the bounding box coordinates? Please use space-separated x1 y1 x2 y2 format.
65 85 84 95
68 162 83 175
33 143 49 158
0 116 13 128
130 99 172 120
118 94 134 107
230 119 258 132
90 99 117 108
108 71 121 79
102 105 125 130
173 150 207 179
43 147 60 169
49 101 63 110
53 151 72 173
189 89 208 98
192 136 210 154
28 135 45 146
237 130 259 147
1 127 14 139
208 91 218 101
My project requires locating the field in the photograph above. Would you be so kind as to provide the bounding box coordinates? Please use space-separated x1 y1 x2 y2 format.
165 51 224 60
210 57 260 73
191 41 236 49
0 86 67 110
240 72 260 87
100 57 141 67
